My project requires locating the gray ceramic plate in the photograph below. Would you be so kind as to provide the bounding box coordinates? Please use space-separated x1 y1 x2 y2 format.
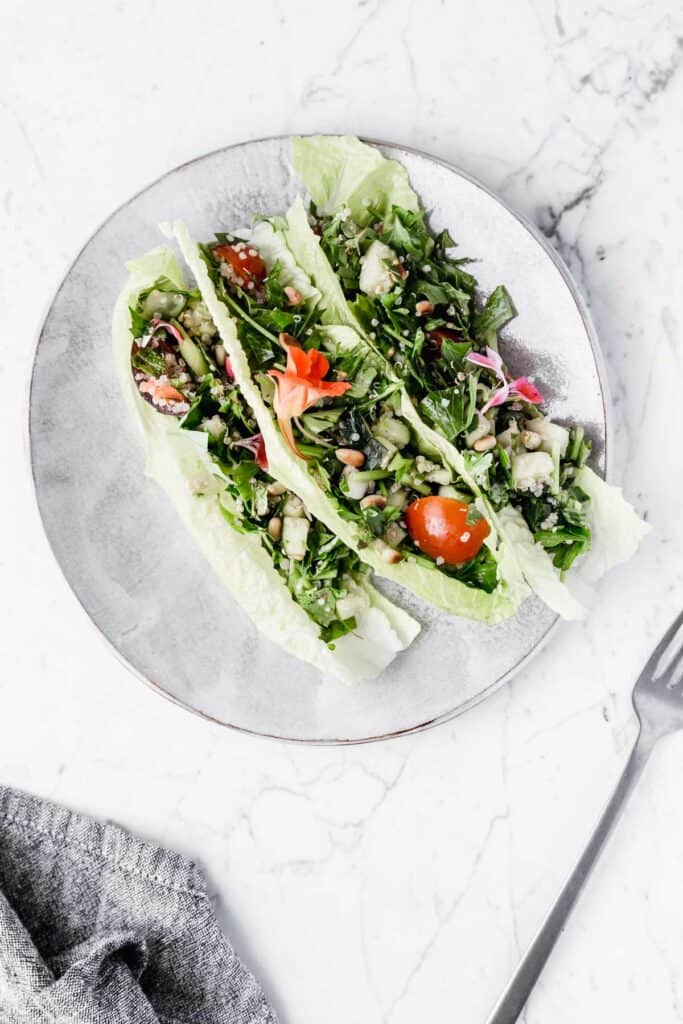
29 137 608 744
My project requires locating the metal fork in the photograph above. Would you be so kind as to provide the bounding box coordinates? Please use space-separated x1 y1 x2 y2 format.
486 610 683 1024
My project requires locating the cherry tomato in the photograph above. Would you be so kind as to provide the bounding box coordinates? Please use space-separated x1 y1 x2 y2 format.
405 496 489 565
213 243 266 286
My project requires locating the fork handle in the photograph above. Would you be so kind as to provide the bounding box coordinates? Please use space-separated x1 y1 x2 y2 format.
486 729 653 1024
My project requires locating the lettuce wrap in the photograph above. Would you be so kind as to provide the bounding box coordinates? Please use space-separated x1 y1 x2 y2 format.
113 247 419 684
285 135 650 618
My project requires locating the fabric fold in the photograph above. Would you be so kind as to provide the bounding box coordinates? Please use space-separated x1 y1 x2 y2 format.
0 785 277 1024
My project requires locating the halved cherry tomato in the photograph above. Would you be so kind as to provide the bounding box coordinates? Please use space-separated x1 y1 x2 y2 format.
213 243 266 286
405 496 489 565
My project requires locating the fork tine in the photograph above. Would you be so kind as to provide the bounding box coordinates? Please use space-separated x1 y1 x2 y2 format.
641 610 683 683
664 645 683 689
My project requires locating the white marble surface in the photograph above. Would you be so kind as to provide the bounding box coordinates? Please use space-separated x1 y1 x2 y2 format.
1 1 682 1020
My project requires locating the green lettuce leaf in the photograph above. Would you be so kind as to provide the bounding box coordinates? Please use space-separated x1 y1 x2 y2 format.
491 469 650 619
573 467 651 582
250 219 321 304
291 135 420 225
115 244 419 682
494 504 586 620
284 197 353 325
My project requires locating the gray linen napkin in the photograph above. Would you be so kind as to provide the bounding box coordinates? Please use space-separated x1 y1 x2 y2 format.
0 786 277 1023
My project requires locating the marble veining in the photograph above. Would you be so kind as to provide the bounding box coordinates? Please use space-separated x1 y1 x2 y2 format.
1 1 682 1022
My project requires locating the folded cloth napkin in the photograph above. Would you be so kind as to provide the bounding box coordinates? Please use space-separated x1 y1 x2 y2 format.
0 786 277 1023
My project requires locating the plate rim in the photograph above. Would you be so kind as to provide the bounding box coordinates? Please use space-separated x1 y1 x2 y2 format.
27 134 609 745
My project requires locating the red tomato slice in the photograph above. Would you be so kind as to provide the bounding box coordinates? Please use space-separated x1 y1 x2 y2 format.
405 496 489 565
213 243 266 286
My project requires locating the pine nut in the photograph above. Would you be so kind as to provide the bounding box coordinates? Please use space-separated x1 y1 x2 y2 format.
267 516 282 541
214 344 227 368
360 494 386 510
415 300 434 316
473 434 496 452
335 448 365 467
381 547 403 564
267 481 287 496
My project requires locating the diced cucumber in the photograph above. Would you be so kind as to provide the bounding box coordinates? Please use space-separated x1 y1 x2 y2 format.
282 517 310 560
373 415 411 449
141 288 186 319
414 455 450 484
425 467 451 485
384 521 407 548
179 336 209 378
525 417 569 457
511 451 554 490
386 488 408 508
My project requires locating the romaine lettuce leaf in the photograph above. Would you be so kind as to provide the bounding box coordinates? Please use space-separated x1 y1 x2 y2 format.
291 135 419 225
492 468 650 618
495 504 587 620
574 466 651 582
114 246 419 682
249 219 321 304
284 197 353 325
